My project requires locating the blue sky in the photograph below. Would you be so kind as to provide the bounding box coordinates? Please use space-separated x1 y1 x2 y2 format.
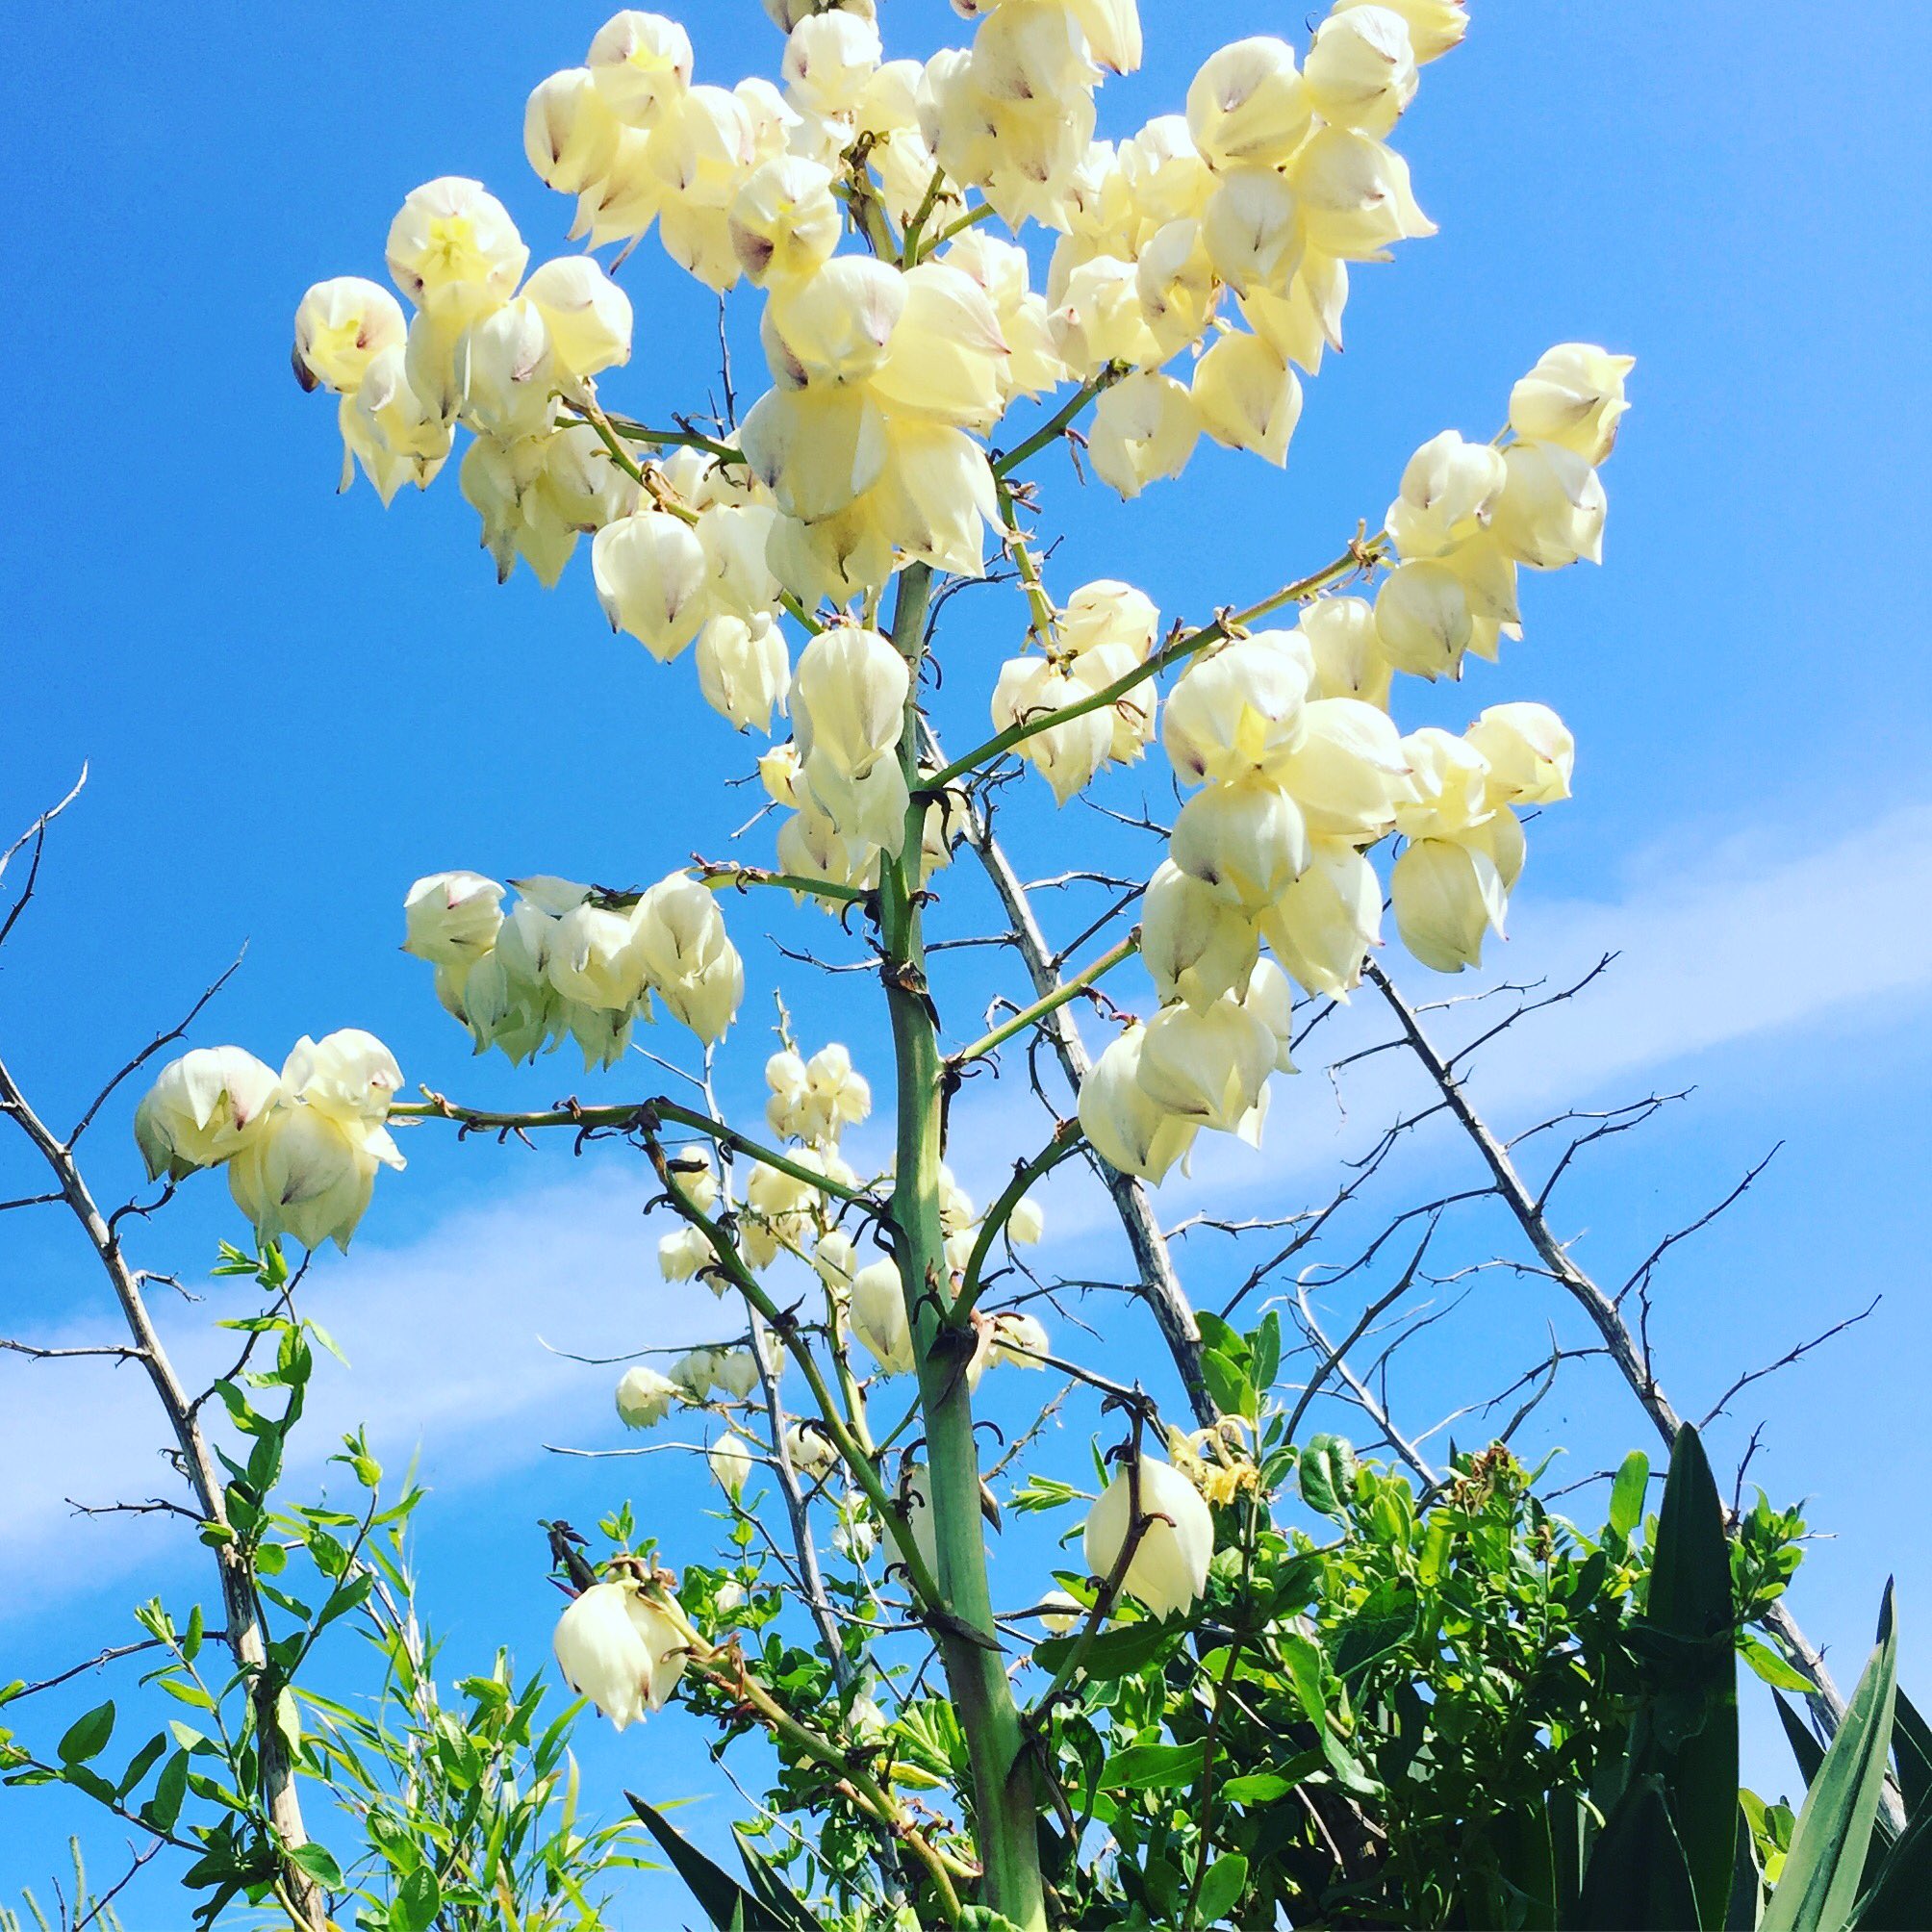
4 0 1930 1916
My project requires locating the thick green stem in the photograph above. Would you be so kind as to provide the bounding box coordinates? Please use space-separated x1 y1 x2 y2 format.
879 564 1048 1930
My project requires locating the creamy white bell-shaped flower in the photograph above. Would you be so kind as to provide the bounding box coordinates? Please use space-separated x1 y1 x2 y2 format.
1508 343 1636 465
1240 956 1298 1075
871 417 1000 576
337 347 454 504
870 264 1010 431
1332 0 1465 64
658 198 743 292
1134 219 1219 359
1185 38 1310 170
671 1347 722 1399
771 1043 873 1145
552 1581 687 1731
1193 331 1303 466
1069 0 1142 74
631 874 744 1041
1171 777 1309 911
1078 1025 1199 1183
1164 632 1313 786
1038 1588 1084 1635
665 1149 719 1215
1067 639 1157 764
1386 429 1508 561
592 510 710 660
1373 558 1474 677
765 257 905 387
1394 725 1492 841
293 277 407 395
1061 579 1159 660
1202 166 1305 295
452 300 556 442
782 11 882 115
1090 372 1201 500
694 502 780 620
283 1030 403 1128
987 1309 1050 1369
660 1229 714 1290
785 1422 839 1477
1008 1197 1046 1244
521 256 634 381
587 11 695 129
1275 697 1413 840
991 657 1115 806
134 1048 282 1182
742 1156 823 1270
851 1258 916 1375
715 1350 761 1401
228 1103 402 1254
1049 254 1158 376
386 177 528 315
792 625 909 779
728 156 841 286
1083 1455 1213 1617
696 614 789 733
1259 837 1383 997
616 1364 678 1429
1491 442 1607 569
1299 596 1392 708
525 68 623 195
970 2 1095 105
1466 702 1573 805
1290 128 1434 260
647 84 757 212
741 385 889 522
403 872 506 965
1141 860 1261 1011
570 128 663 247
1391 830 1513 973
1119 115 1212 230
1304 6 1418 137
1135 997 1278 1131
544 900 644 1012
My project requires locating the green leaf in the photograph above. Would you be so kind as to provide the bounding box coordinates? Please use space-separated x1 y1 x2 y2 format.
392 1866 442 1932
1251 1311 1281 1395
115 1731 167 1801
1101 1741 1208 1791
734 1828 822 1931
288 1841 344 1887
1298 1434 1358 1517
1726 1807 1763 1931
1333 1577 1420 1686
1775 1690 1826 1790
1194 1851 1249 1925
1762 1582 1899 1932
1200 1348 1252 1423
1742 1636 1818 1694
1892 1690 1932 1821
627 1792 810 1930
1576 1777 1700 1930
1641 1422 1740 1932
142 1751 189 1834
1609 1449 1650 1538
1221 1771 1297 1806
1031 1620 1176 1681
1856 1801 1932 1928
57 1701 114 1766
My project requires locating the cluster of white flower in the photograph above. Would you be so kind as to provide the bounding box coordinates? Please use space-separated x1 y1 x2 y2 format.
402 867 744 1071
133 1034 406 1253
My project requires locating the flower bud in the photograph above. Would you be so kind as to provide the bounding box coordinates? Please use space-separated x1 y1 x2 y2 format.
1141 859 1261 1011
134 1048 282 1181
1077 1025 1199 1183
696 614 789 733
521 256 634 380
1185 38 1310 171
592 510 710 660
782 11 882 115
1332 0 1465 64
1466 701 1573 805
1299 596 1391 708
1135 997 1277 1131
587 10 695 129
728 155 842 286
1083 1455 1213 1617
1170 777 1309 910
525 68 623 195
552 1580 686 1731
1508 343 1636 465
616 1364 678 1428
1290 128 1435 260
1089 371 1201 500
1491 442 1607 570
292 277 407 395
851 1258 916 1374
1304 6 1418 137
768 1043 872 1144
1192 331 1303 466
1258 838 1382 996
386 177 529 315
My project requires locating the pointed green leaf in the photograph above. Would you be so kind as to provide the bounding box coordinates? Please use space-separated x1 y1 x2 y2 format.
1577 1777 1700 1930
627 1792 802 1930
1762 1584 1898 1932
57 1702 114 1766
1726 1806 1763 1930
733 1828 823 1931
1856 1800 1932 1929
1891 1690 1932 1821
1610 1450 1650 1538
393 1866 443 1932
1194 1851 1249 1925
